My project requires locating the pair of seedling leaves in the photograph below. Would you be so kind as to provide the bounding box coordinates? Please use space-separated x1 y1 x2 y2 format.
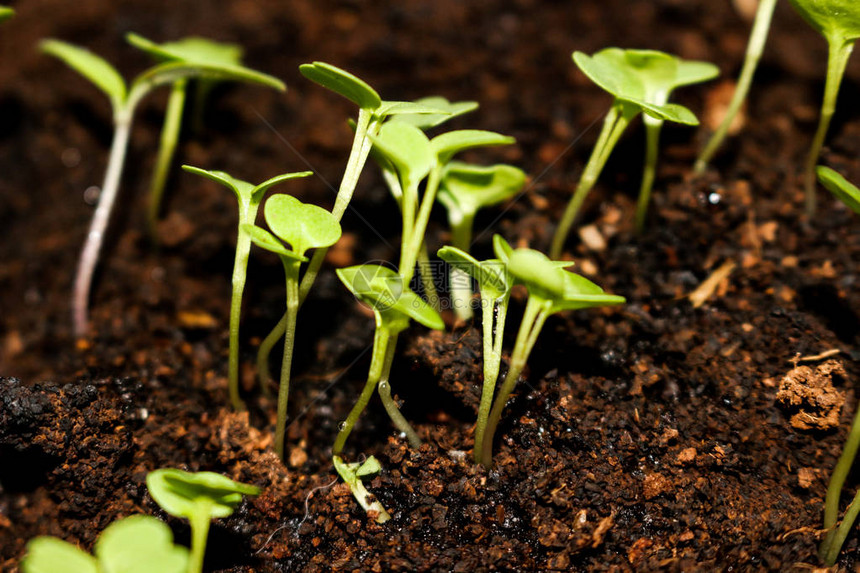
22 469 259 573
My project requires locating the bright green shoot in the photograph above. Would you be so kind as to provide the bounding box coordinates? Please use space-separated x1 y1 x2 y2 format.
127 33 282 244
818 166 860 214
41 38 285 339
816 167 860 566
334 264 444 456
438 241 512 464
695 0 778 174
437 162 525 320
146 469 259 573
787 0 860 216
332 455 391 524
21 515 189 573
182 165 312 413
550 48 701 258
256 63 451 390
245 194 341 459
0 5 14 22
480 235 625 468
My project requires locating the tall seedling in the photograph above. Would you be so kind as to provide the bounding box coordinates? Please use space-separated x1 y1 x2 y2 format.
127 34 280 243
182 166 312 412
550 48 702 258
41 39 284 337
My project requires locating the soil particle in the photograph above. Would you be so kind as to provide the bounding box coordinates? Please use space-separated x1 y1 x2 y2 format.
776 360 847 431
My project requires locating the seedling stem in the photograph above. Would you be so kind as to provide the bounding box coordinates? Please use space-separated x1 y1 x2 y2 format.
147 80 187 241
820 404 860 565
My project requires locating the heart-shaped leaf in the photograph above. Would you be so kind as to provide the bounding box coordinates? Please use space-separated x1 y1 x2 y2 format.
376 100 454 119
551 272 626 312
391 96 479 130
40 39 127 110
130 60 285 102
264 194 341 257
127 33 242 67
818 166 860 214
369 122 435 191
506 249 568 299
21 537 98 573
492 234 514 262
183 165 311 206
300 61 381 110
243 224 308 261
146 469 260 521
438 246 510 301
95 515 189 573
431 130 516 164
438 162 526 215
789 0 860 44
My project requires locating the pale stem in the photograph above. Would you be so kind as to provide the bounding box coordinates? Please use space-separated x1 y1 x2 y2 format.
820 402 860 563
147 79 188 244
694 0 777 174
257 110 378 388
72 108 134 338
402 166 442 285
480 298 549 468
416 243 442 313
188 504 212 573
449 211 476 321
550 105 631 259
274 261 301 460
803 41 854 217
376 331 422 448
635 119 663 234
333 326 389 455
473 296 503 463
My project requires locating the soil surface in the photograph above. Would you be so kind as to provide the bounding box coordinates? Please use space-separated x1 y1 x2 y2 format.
3 0 860 571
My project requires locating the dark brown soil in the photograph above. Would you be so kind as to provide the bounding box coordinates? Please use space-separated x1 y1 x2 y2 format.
3 0 860 571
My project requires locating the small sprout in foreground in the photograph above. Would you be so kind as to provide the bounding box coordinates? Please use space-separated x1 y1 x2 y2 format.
787 0 860 215
437 162 526 320
480 236 625 468
21 515 189 573
256 63 452 390
332 455 391 524
127 33 282 244
550 48 702 259
40 38 285 338
147 469 259 573
0 5 14 22
334 264 444 456
438 242 512 464
816 168 860 566
182 165 312 412
695 0 778 174
245 193 341 459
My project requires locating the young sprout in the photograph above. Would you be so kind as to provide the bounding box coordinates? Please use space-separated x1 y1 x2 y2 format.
334 264 444 455
0 5 13 22
480 236 625 468
127 33 281 244
146 469 259 573
437 162 526 319
182 166 312 412
255 63 451 388
40 39 285 338
695 0 778 174
21 515 189 573
816 167 860 566
332 455 391 524
244 194 341 459
438 241 512 463
549 48 701 259
787 0 860 215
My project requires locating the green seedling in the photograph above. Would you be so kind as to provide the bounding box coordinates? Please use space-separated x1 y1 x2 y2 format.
437 162 526 320
334 264 444 455
549 48 702 258
480 236 625 468
695 0 778 174
146 469 259 573
41 39 284 338
256 62 451 389
127 34 281 244
332 455 391 524
0 5 13 22
244 194 341 459
438 242 512 463
182 166 311 412
787 0 860 215
816 167 860 566
21 515 189 573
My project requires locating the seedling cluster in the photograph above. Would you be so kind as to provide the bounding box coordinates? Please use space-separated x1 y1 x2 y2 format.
17 3 860 565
